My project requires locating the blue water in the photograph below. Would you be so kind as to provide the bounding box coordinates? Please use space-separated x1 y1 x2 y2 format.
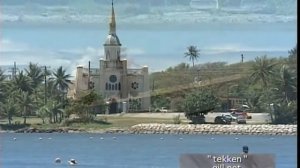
0 133 297 168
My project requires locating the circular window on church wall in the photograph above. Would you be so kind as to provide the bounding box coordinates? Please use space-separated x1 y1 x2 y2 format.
131 82 139 90
109 75 117 83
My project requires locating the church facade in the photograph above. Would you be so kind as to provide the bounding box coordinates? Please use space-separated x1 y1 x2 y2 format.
70 3 150 113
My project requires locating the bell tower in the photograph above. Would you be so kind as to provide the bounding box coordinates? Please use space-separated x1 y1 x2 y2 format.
103 0 121 62
99 0 128 114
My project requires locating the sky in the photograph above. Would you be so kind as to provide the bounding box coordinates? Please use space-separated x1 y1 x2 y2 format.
0 1 297 77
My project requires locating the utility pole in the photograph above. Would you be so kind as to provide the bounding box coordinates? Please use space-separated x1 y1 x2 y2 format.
40 66 50 105
13 62 17 79
88 61 90 90
241 54 244 63
227 85 229 112
44 66 47 105
8 62 18 80
152 78 155 91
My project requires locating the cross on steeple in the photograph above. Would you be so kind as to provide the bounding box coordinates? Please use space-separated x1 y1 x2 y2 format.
109 0 116 34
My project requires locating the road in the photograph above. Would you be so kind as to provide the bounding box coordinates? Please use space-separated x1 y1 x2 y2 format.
100 112 271 124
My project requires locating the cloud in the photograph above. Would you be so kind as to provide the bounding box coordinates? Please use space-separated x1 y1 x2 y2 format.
0 39 101 78
202 43 290 55
0 39 30 53
0 39 152 78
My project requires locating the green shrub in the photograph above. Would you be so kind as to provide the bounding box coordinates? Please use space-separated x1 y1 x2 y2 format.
173 114 181 124
184 88 218 123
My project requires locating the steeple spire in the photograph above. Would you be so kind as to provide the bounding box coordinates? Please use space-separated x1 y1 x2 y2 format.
109 0 116 34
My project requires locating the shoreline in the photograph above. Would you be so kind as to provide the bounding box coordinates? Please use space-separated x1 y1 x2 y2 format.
1 123 297 136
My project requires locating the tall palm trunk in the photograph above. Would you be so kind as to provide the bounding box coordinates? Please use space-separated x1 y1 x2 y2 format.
23 106 27 124
8 116 12 125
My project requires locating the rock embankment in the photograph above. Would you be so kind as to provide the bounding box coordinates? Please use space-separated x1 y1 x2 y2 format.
14 127 84 133
9 124 297 135
130 124 297 135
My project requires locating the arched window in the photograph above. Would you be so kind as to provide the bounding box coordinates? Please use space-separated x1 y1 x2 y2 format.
112 84 114 90
115 83 118 90
106 83 108 90
118 82 121 90
109 84 111 90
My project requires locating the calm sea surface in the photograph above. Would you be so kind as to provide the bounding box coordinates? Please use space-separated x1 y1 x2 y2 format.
0 133 297 168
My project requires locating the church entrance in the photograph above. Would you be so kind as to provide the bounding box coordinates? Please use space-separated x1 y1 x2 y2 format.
109 98 118 114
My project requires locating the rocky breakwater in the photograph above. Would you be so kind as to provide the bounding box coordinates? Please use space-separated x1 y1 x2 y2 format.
130 124 297 135
14 127 84 133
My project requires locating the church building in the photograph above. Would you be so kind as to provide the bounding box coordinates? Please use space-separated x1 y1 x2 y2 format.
70 2 150 113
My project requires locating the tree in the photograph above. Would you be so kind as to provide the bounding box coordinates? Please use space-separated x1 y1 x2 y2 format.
50 66 73 121
25 63 44 89
12 71 33 94
80 91 105 116
151 95 170 111
184 45 200 67
244 87 264 113
65 100 89 119
36 105 50 124
1 97 17 125
273 101 297 124
0 69 6 103
287 45 297 71
45 100 64 123
17 91 33 124
184 88 218 123
273 65 297 103
51 66 73 97
249 56 277 88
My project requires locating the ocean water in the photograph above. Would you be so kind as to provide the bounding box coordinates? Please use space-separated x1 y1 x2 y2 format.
0 133 297 168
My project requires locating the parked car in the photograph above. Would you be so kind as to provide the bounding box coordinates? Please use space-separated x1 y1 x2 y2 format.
230 107 252 119
155 107 169 113
237 115 246 124
214 116 231 124
221 114 237 122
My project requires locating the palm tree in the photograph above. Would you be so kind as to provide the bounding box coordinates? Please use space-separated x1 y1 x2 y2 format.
43 100 64 123
1 97 17 125
0 69 6 103
249 55 277 88
18 91 33 124
36 105 50 124
12 71 33 93
51 66 73 95
273 65 297 103
50 66 72 122
25 63 44 89
287 45 297 71
184 45 200 67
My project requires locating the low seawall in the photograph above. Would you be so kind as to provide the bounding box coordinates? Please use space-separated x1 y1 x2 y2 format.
7 123 297 135
129 124 297 135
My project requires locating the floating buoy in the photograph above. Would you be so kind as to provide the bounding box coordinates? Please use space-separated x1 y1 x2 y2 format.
13 138 17 141
39 137 43 140
48 137 52 140
100 137 104 140
235 137 239 140
54 158 61 163
211 137 215 140
89 137 93 139
68 159 77 165
112 137 117 140
160 137 164 140
179 137 183 140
